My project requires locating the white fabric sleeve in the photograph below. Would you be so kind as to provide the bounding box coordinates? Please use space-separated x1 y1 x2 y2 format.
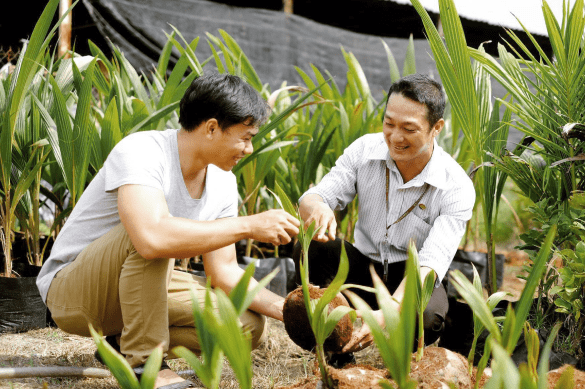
217 174 239 219
418 180 476 284
299 137 363 211
103 135 165 192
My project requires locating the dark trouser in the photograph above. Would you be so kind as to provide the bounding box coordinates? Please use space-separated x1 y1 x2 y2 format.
292 238 448 347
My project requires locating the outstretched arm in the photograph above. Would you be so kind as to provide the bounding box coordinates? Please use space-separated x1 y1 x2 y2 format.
118 184 300 260
203 244 284 320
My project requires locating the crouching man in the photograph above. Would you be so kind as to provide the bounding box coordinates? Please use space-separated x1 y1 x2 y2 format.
294 74 475 367
37 73 299 388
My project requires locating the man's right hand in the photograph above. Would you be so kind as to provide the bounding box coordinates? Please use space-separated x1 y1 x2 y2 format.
299 194 337 242
247 209 300 246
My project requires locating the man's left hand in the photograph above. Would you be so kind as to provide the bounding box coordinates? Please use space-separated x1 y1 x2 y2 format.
340 309 385 353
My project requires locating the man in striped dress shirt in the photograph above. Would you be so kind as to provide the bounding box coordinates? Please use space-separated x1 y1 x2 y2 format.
294 73 476 366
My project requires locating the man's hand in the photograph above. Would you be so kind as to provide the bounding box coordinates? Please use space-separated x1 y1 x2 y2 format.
247 209 300 246
298 194 336 242
340 309 385 353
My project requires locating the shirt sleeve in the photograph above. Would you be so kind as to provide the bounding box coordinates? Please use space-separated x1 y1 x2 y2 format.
103 134 166 192
216 174 238 219
299 137 363 210
417 178 476 285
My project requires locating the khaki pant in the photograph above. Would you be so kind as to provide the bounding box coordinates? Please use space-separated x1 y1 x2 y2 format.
46 224 266 367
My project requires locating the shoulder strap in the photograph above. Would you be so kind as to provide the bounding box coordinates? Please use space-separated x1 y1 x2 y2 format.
385 167 430 229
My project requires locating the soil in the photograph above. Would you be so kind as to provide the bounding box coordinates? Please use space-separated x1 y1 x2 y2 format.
283 285 353 353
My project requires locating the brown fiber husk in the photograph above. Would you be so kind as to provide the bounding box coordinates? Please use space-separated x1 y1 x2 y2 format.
283 285 353 353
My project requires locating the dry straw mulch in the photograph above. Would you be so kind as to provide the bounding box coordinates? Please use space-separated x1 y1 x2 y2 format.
0 319 384 388
0 251 529 388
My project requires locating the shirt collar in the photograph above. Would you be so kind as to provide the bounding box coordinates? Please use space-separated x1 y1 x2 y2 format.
417 141 449 190
367 136 449 190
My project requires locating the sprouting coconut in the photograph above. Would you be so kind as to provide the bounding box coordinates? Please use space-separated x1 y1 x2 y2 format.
283 284 353 353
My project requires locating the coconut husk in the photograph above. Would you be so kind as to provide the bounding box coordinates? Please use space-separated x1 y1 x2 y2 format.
547 364 585 388
409 347 472 389
283 285 353 353
278 362 387 388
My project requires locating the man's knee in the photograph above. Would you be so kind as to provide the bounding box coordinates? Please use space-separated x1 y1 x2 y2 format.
422 284 449 345
423 312 446 345
241 311 267 350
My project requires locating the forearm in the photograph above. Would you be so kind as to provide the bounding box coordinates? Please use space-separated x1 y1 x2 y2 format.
205 257 284 320
126 215 252 260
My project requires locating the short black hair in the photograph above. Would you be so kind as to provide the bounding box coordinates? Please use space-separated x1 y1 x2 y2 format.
386 74 445 127
179 73 271 132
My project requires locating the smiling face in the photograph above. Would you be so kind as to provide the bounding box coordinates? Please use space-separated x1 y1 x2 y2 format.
383 93 444 178
212 122 258 171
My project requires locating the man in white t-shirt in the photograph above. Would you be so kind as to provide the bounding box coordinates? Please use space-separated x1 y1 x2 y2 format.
37 73 300 388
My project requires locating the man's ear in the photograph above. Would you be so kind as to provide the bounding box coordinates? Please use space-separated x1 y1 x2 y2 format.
204 118 219 137
432 118 445 137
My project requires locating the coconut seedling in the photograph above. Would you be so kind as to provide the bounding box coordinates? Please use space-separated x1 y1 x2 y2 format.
90 325 163 389
485 322 573 389
457 263 510 375
173 260 278 389
345 241 420 389
272 183 357 388
450 225 558 388
411 247 437 362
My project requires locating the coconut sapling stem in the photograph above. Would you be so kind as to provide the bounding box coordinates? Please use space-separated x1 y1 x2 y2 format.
271 183 356 387
412 245 435 362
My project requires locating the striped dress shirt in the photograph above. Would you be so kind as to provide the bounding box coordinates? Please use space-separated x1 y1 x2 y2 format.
300 132 476 284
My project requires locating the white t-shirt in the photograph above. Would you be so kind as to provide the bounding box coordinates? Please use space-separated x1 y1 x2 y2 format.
37 129 238 302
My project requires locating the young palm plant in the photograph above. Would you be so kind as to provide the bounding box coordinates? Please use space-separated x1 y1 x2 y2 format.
345 241 420 389
412 250 436 362
462 264 510 375
0 0 71 276
173 261 278 389
450 225 558 388
90 325 163 389
272 183 357 388
409 0 512 295
485 322 573 389
469 0 585 204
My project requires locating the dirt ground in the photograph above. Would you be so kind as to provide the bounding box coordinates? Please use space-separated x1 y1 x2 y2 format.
0 251 533 388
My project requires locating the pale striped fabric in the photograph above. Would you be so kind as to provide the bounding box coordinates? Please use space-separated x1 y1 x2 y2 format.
300 133 476 284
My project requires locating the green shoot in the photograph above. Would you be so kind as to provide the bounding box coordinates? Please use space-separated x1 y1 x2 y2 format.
173 260 277 389
90 324 162 389
346 241 420 389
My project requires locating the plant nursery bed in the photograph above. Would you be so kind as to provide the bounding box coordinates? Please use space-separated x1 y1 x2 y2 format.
0 253 580 388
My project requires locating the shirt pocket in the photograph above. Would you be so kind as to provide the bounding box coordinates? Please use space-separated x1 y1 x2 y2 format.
390 212 432 251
